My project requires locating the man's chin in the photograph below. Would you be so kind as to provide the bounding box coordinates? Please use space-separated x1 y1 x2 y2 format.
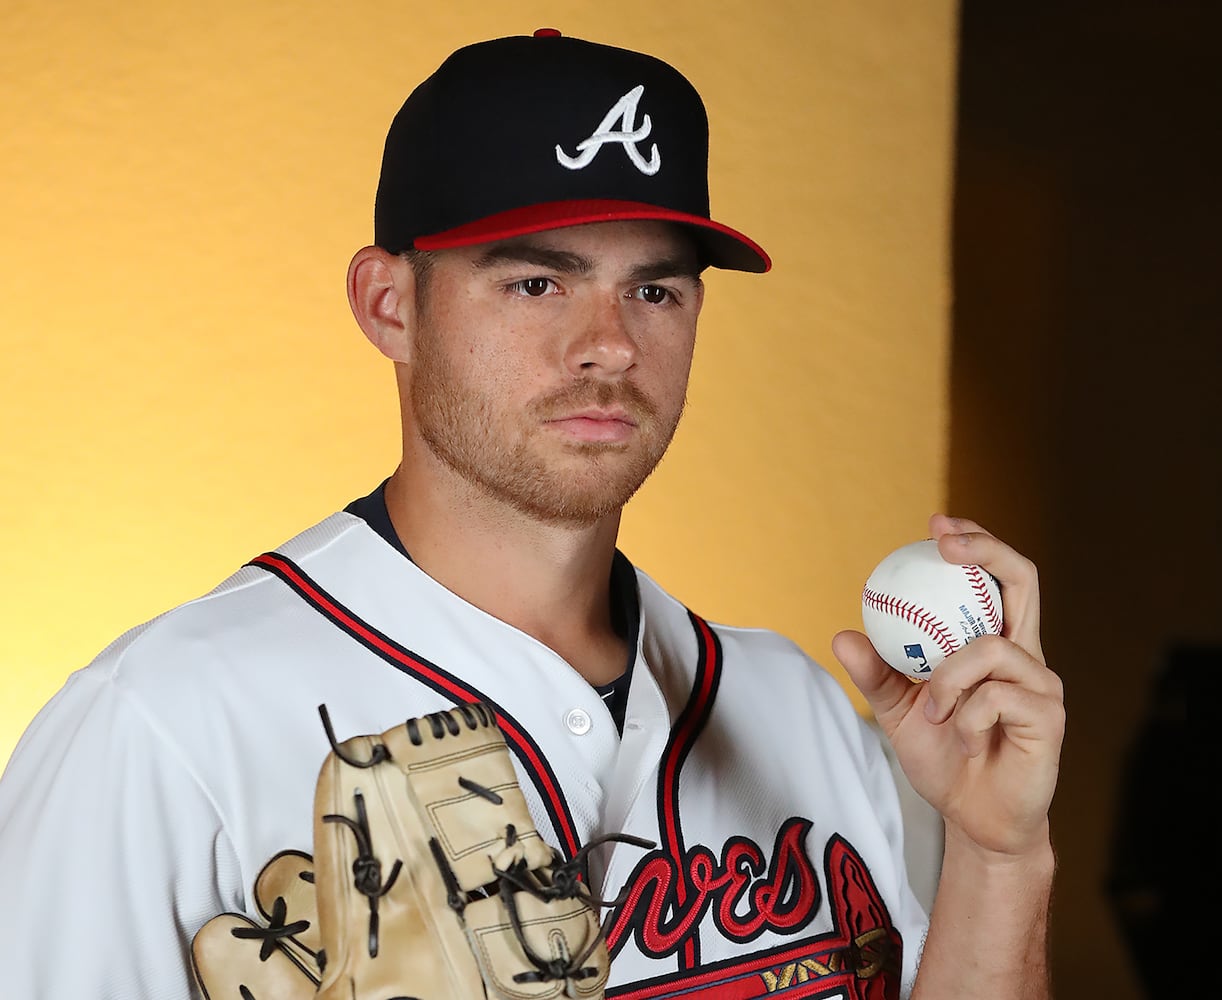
503 467 654 527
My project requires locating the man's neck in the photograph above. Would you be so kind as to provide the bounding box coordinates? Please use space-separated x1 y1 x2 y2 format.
383 466 628 686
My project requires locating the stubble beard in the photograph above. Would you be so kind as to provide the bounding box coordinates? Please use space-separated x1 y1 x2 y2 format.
409 333 683 526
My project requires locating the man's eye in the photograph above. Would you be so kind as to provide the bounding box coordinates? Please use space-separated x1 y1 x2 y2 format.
634 284 673 304
508 277 555 297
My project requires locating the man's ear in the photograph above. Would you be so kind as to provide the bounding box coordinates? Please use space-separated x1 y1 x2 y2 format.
347 246 417 362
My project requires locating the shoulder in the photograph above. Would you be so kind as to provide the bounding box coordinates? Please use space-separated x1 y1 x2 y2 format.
634 566 855 694
6 508 414 844
633 566 875 747
39 509 421 763
91 510 376 685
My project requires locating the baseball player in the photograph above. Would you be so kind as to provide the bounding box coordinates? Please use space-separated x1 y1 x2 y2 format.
0 30 1063 1000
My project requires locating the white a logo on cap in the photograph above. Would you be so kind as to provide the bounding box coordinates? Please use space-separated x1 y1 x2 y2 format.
555 85 661 176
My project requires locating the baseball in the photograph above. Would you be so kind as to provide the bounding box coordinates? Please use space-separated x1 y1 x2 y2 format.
860 539 1004 679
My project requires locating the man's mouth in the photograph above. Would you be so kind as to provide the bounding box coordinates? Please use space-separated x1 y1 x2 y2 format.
544 408 638 443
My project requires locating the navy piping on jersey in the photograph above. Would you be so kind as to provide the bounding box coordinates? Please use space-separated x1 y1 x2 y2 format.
601 610 724 972
345 480 639 734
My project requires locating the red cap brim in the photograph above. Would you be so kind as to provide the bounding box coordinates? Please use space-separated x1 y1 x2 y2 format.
413 199 771 273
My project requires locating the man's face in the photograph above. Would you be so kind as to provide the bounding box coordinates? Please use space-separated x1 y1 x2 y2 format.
404 220 704 525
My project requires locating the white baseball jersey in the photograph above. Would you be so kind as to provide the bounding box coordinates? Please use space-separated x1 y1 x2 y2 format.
0 504 927 999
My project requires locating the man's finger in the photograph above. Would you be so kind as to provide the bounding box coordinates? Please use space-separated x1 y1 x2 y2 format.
922 634 1062 726
831 629 922 723
929 515 1043 661
951 679 1065 760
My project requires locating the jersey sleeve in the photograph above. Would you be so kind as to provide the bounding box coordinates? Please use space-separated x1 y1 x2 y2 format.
797 650 933 999
858 715 931 999
0 664 242 999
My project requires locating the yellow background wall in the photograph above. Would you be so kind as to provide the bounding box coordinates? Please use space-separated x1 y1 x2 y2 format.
0 1 957 764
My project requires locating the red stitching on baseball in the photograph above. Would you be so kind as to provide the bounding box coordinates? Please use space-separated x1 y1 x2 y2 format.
862 587 959 656
962 566 1004 634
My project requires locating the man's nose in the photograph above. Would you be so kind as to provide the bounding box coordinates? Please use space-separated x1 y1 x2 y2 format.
563 297 638 377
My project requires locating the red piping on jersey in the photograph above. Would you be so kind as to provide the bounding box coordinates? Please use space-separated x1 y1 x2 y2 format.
655 611 722 970
248 551 582 859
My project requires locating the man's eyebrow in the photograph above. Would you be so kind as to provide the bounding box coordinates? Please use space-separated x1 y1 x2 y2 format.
472 242 593 274
471 242 702 282
626 256 704 284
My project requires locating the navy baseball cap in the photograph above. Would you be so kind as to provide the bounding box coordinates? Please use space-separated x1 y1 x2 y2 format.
373 29 770 273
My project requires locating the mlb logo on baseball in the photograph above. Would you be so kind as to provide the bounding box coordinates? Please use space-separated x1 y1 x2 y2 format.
903 643 932 674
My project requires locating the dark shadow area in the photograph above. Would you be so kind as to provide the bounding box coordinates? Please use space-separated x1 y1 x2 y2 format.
1105 644 1213 998
951 4 1220 994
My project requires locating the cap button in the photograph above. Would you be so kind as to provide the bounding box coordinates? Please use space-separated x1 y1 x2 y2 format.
533 27 562 37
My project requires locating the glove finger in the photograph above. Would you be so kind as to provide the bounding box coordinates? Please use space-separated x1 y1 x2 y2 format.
192 912 320 999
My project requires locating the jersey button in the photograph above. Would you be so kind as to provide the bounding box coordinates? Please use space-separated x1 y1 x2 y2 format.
565 708 592 735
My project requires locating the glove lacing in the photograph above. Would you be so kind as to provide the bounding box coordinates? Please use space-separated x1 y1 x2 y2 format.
322 788 404 959
229 893 313 962
429 777 655 991
496 828 654 988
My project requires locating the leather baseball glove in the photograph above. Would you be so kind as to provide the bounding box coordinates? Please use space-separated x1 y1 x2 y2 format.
192 703 646 999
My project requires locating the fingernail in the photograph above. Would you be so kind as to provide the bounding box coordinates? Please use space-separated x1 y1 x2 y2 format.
924 697 939 722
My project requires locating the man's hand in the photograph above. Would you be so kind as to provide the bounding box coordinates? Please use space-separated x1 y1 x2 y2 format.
833 514 1064 861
